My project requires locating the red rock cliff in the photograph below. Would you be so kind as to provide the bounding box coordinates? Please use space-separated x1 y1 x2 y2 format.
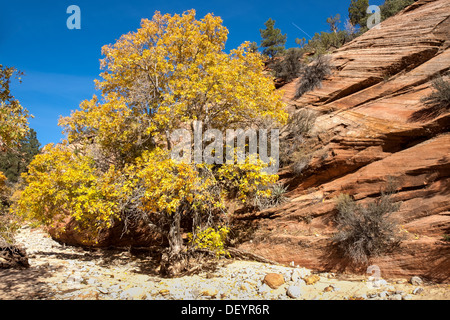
236 0 450 282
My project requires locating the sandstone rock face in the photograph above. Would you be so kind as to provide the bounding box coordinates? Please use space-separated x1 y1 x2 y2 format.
236 0 450 283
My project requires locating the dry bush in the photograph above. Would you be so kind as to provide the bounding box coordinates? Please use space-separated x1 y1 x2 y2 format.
286 108 318 135
421 76 450 112
295 55 332 98
279 108 318 168
0 211 20 246
332 192 403 265
270 48 304 82
292 154 311 175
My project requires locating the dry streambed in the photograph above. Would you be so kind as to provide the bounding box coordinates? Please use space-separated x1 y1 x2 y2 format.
0 225 448 300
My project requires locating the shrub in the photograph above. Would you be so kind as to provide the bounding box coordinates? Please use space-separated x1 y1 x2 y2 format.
271 48 304 82
292 154 311 175
279 108 318 168
295 55 332 98
332 193 403 264
421 75 450 112
254 183 289 210
286 108 318 135
348 0 369 27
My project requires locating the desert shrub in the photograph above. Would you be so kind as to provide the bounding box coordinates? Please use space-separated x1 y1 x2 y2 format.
286 108 318 135
295 55 332 98
332 193 403 264
421 75 450 112
254 183 288 210
292 154 311 175
0 211 20 246
279 108 318 168
271 48 304 82
259 18 287 59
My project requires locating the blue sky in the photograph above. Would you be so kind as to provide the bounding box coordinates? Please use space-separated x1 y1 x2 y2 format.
0 0 384 147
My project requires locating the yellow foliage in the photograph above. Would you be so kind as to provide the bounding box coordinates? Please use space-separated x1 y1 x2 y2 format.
125 148 225 215
187 226 230 257
59 9 287 161
15 10 286 248
13 144 124 239
217 154 278 203
0 172 6 193
0 66 30 150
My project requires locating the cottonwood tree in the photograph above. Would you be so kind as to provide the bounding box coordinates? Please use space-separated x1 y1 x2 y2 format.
16 10 287 276
0 65 30 193
0 65 30 152
0 65 30 244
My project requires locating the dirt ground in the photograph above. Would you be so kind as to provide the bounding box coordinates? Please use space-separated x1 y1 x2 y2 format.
0 225 449 300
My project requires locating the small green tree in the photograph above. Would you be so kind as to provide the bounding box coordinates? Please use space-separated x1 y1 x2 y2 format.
260 18 287 59
295 37 307 49
326 14 341 33
348 0 369 27
0 65 30 246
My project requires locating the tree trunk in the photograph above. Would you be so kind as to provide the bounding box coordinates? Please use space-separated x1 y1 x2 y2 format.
168 211 182 256
160 211 187 277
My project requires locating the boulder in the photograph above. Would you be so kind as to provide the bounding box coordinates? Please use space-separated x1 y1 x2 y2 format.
263 273 285 289
286 285 302 299
304 275 320 285
410 276 424 286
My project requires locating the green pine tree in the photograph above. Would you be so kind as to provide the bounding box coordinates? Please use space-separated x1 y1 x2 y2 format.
380 0 415 21
249 41 259 53
348 0 369 27
0 128 41 183
260 18 287 59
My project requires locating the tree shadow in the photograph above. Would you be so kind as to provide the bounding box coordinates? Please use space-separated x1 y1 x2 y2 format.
0 266 55 299
317 241 368 275
408 103 447 122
